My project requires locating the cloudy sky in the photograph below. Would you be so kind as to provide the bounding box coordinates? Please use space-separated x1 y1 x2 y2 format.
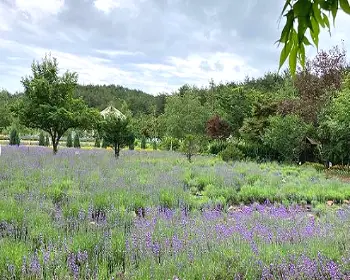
1 0 350 95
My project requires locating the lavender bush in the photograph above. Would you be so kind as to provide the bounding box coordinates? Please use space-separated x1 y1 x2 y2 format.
0 146 349 279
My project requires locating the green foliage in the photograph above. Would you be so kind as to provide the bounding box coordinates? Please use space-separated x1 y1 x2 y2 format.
163 92 209 139
15 54 101 154
102 138 109 149
45 135 50 146
66 131 73 147
219 143 245 162
100 113 132 157
159 137 180 151
209 140 228 155
73 133 80 148
264 114 310 162
0 90 13 130
141 136 146 149
152 141 157 150
318 88 350 163
38 131 45 146
215 87 254 136
74 84 164 116
181 134 199 162
278 0 350 75
9 128 20 146
94 137 101 148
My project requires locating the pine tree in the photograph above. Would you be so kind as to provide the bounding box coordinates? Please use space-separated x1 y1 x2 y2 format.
73 133 80 148
9 129 20 146
152 141 157 150
66 132 73 147
94 138 101 148
45 135 50 146
38 131 45 146
141 137 146 149
102 139 108 149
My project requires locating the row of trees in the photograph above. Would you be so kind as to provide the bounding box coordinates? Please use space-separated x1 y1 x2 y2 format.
1 44 350 163
129 44 350 164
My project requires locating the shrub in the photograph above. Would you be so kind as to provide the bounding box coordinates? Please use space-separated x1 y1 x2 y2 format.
102 138 109 148
45 135 50 146
126 132 135 150
219 143 244 162
9 128 20 146
38 131 45 146
160 137 180 151
152 141 157 150
95 138 101 148
141 136 146 149
66 132 73 147
73 133 80 148
209 140 228 155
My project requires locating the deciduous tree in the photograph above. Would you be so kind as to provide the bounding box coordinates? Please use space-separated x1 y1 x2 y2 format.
206 115 231 140
100 114 132 158
15 54 100 154
278 0 350 75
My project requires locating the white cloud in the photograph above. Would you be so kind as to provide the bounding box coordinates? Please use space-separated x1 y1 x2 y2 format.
15 0 65 21
1 0 350 95
95 49 145 57
93 0 140 15
136 52 259 86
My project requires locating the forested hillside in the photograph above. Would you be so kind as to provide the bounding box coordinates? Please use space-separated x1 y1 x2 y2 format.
74 84 167 116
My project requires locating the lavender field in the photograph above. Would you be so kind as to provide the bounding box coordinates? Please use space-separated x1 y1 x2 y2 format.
0 146 350 279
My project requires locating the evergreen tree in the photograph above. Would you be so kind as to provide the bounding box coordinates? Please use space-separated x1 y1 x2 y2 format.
102 138 109 149
66 132 73 148
9 129 20 146
45 135 50 146
94 138 101 148
141 137 146 149
73 133 81 148
152 141 157 150
38 131 45 146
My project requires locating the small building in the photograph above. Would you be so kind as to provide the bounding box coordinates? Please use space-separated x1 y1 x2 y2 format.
100 106 126 120
300 136 320 163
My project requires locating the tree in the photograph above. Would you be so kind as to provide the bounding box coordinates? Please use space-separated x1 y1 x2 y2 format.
100 114 132 158
15 54 100 154
206 115 231 140
66 132 73 148
9 128 20 146
278 0 350 75
38 131 45 146
181 134 199 163
73 133 80 148
0 90 13 131
264 114 310 162
163 92 209 139
45 135 50 146
318 88 350 164
293 45 346 123
215 87 253 136
94 137 101 148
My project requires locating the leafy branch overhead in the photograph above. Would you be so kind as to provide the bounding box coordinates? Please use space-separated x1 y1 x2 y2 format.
278 0 350 75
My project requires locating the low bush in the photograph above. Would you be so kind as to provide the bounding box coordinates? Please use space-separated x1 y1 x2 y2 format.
219 143 245 162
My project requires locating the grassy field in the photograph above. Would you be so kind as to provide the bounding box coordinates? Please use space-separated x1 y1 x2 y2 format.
0 146 349 279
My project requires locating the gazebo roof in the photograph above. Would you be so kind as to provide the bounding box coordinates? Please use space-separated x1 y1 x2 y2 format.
100 106 126 119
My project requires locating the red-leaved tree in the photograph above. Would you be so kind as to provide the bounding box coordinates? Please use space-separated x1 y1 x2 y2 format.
206 115 231 140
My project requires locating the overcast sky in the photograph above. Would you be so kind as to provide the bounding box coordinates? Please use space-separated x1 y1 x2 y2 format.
1 0 350 95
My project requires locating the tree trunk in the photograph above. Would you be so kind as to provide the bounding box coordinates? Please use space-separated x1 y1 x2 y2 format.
52 139 58 155
114 143 120 158
50 134 58 155
187 152 192 163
